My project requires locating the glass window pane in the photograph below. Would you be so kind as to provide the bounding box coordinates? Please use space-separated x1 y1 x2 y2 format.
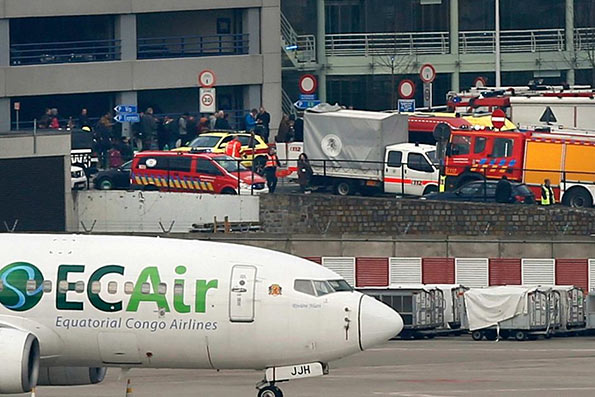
174 283 184 296
492 138 514 157
91 281 101 294
474 137 487 154
387 151 402 167
407 153 433 172
141 282 151 294
158 283 167 295
313 280 333 296
328 280 353 291
450 135 471 155
26 279 37 293
75 281 85 293
294 280 316 296
42 280 52 293
124 282 134 295
108 281 118 294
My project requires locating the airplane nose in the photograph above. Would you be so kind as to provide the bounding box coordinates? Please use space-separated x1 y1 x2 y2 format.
358 294 404 351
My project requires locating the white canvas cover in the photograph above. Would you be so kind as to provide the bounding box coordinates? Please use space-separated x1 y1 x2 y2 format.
463 286 538 331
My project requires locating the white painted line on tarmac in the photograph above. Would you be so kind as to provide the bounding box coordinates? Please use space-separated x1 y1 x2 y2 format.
373 387 595 395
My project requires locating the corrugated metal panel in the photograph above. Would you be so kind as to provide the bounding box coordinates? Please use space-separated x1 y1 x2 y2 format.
556 259 588 293
522 258 555 285
304 257 322 264
322 257 356 286
355 258 389 288
489 258 522 285
590 260 595 293
422 258 455 284
389 258 422 284
455 258 489 287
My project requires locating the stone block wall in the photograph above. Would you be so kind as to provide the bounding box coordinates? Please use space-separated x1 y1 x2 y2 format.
260 194 595 236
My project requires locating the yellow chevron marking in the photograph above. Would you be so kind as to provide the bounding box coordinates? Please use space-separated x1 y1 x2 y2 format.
193 181 201 190
180 179 187 189
174 179 181 189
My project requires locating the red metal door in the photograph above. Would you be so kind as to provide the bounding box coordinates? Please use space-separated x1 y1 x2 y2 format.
489 258 521 285
556 259 588 293
422 258 455 284
356 257 389 288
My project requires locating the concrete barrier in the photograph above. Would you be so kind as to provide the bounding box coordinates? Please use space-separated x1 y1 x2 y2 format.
73 191 259 233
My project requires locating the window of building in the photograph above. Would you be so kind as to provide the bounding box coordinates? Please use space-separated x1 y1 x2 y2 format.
407 153 434 173
387 151 402 167
491 138 514 158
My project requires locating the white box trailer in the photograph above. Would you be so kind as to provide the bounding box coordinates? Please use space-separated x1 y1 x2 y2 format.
510 96 595 129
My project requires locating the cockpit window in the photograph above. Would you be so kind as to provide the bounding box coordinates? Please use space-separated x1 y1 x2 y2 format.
294 280 316 296
328 280 353 292
313 280 333 296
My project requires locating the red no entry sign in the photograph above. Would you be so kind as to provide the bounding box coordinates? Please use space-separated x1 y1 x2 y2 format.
398 79 416 99
491 109 507 130
299 74 318 95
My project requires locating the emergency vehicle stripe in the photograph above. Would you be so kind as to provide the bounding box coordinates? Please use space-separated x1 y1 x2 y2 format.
169 180 175 188
135 176 142 185
479 159 487 165
180 179 187 189
193 180 201 191
498 159 506 166
208 182 214 191
154 177 162 187
174 179 181 189
141 176 148 185
509 160 517 167
161 176 167 186
197 182 205 190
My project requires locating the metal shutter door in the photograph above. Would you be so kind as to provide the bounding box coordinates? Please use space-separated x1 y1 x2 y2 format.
522 258 555 285
304 257 322 264
556 259 588 293
489 258 522 285
322 257 356 287
455 258 489 287
356 258 389 288
390 258 422 284
590 260 595 293
422 258 455 284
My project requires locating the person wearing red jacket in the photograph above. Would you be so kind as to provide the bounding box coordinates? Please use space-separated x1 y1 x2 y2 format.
225 135 242 158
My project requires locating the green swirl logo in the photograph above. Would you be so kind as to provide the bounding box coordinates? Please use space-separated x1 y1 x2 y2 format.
0 262 44 311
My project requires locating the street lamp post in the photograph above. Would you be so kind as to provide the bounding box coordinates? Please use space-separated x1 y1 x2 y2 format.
495 0 501 87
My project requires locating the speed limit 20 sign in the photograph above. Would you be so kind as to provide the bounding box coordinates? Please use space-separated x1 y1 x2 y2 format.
200 88 216 113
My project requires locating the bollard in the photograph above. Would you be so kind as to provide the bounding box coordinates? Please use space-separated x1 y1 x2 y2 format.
125 379 133 397
224 216 230 234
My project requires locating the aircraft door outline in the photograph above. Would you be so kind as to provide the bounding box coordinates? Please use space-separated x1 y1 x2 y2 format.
229 265 257 322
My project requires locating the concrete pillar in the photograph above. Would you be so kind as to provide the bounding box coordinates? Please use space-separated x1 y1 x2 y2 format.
243 85 262 113
243 8 261 55
565 0 575 85
115 14 137 60
115 91 138 138
450 0 460 92
0 98 10 132
260 1 282 139
316 0 327 102
0 19 9 67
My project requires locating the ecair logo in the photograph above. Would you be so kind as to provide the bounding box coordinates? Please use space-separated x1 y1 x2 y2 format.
0 262 44 311
0 263 218 314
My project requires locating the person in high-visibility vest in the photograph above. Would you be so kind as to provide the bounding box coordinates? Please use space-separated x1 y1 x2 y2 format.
264 146 281 193
225 136 242 158
540 178 555 206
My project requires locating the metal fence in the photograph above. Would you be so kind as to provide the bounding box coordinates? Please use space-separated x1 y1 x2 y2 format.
575 27 595 51
10 39 121 65
137 33 249 59
460 29 565 54
325 31 449 56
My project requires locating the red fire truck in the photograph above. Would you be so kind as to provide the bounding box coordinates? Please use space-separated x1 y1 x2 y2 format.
443 126 595 208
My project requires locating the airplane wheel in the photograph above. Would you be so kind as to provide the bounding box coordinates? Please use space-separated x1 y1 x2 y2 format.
258 385 283 397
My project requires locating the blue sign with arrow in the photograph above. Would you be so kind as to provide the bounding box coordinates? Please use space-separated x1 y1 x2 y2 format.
114 113 140 123
114 105 138 114
294 99 321 110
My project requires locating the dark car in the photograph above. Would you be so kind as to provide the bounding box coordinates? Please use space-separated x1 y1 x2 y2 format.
421 180 535 204
93 160 132 190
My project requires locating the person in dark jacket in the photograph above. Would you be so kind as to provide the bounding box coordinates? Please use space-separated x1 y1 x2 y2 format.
275 114 291 143
77 108 91 129
293 116 304 142
495 176 512 203
257 106 271 142
297 153 313 193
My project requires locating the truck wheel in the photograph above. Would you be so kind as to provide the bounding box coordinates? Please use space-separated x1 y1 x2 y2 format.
334 181 353 196
563 188 593 208
423 185 438 195
471 331 483 341
221 187 237 195
514 331 527 341
96 178 113 190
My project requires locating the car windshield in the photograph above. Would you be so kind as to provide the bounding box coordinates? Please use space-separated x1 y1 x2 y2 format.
426 150 438 164
214 156 248 172
120 160 132 171
189 136 221 148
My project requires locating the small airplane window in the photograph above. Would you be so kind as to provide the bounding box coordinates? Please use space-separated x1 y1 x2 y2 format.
42 280 52 293
124 282 134 295
58 280 68 293
313 280 333 296
75 281 85 293
108 281 118 294
0 279 3 292
141 282 151 294
91 281 101 294
294 280 316 296
26 280 37 293
174 283 184 296
158 283 167 295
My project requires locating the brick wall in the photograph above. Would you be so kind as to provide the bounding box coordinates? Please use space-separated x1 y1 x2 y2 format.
260 194 595 236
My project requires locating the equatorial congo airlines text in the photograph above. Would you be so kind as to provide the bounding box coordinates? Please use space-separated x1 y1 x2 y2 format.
0 262 220 333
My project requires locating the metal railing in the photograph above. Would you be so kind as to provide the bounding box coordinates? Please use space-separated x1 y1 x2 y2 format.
281 89 296 116
325 31 450 56
137 33 249 59
10 39 121 65
281 12 317 65
281 12 298 51
460 29 565 54
575 27 595 51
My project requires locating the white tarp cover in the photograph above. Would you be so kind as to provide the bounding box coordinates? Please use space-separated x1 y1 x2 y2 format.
303 108 408 171
464 286 538 331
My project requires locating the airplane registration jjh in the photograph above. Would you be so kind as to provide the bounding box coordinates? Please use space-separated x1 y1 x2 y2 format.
0 234 403 397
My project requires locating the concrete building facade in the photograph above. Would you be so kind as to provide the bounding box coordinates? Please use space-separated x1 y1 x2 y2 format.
0 0 281 135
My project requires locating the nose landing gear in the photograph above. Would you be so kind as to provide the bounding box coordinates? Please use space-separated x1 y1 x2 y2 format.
257 384 284 397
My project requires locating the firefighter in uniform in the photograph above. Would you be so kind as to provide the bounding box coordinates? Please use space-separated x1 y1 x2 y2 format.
264 146 281 193
540 178 555 206
225 135 242 159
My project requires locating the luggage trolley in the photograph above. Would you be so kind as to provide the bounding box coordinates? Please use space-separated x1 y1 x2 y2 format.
425 284 469 335
360 284 444 339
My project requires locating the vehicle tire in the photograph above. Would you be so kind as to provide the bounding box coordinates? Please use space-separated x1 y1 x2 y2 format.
253 156 267 176
423 185 438 195
258 385 283 397
221 187 237 195
334 181 353 196
514 331 527 341
96 178 113 190
563 188 593 208
471 330 483 341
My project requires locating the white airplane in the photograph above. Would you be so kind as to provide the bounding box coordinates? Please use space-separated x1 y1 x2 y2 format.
0 234 403 397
